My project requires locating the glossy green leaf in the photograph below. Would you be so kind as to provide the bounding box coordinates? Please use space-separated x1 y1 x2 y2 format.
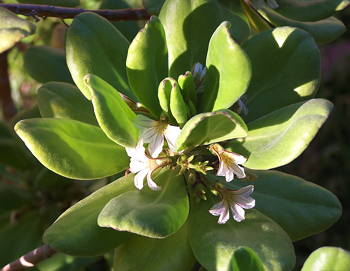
269 0 344 21
201 21 251 112
221 7 250 42
24 46 73 83
159 0 224 77
0 8 35 53
170 80 189 126
158 78 176 123
37 82 97 125
98 169 189 238
15 118 129 179
301 247 350 271
85 74 139 147
224 170 342 241
178 72 197 105
37 253 99 271
227 99 332 169
66 12 132 100
189 197 295 271
230 247 264 271
176 110 247 152
257 6 346 44
43 174 135 256
126 16 167 117
113 225 196 271
243 27 320 121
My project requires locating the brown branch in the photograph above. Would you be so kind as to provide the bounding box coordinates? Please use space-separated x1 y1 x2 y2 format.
0 245 57 271
0 51 17 121
0 3 151 21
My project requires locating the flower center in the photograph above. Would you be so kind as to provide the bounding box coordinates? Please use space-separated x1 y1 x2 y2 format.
153 120 168 134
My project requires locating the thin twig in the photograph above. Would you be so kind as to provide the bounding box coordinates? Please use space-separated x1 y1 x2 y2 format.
0 51 17 121
1 245 57 271
0 3 151 21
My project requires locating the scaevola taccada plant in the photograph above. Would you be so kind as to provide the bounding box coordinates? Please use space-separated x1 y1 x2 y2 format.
14 0 343 270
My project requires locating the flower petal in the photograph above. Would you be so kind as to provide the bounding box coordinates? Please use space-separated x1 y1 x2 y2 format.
209 201 226 216
146 171 161 191
231 204 245 222
134 169 148 190
231 152 247 165
236 195 255 209
229 163 246 179
218 206 230 224
164 125 181 152
234 185 254 197
148 133 164 158
126 139 145 157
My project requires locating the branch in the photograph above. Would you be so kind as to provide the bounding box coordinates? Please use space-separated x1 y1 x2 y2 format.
0 51 17 121
0 245 57 271
0 3 151 21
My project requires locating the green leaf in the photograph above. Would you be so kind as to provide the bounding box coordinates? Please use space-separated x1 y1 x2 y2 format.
37 82 97 125
269 0 344 21
176 110 247 152
158 77 176 122
178 72 197 105
301 247 350 271
200 21 251 112
226 99 332 169
0 8 35 53
66 12 132 100
37 253 99 271
113 224 196 271
159 0 225 77
43 174 135 256
225 170 342 241
85 74 139 147
189 197 295 271
170 80 189 126
24 46 73 83
230 247 264 271
126 16 167 117
243 27 320 121
15 118 129 179
98 169 189 238
257 6 345 44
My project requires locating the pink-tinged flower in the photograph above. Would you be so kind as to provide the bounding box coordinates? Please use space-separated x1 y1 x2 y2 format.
125 140 162 191
209 185 255 224
136 115 181 158
210 144 247 182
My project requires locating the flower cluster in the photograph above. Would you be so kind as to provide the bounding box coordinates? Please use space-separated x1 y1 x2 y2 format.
125 63 255 224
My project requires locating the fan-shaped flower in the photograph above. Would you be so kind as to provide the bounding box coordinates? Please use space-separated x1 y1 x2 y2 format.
209 185 255 223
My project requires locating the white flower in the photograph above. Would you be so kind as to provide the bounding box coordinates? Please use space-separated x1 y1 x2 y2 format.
136 115 181 158
126 140 162 191
209 185 255 224
210 144 247 182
